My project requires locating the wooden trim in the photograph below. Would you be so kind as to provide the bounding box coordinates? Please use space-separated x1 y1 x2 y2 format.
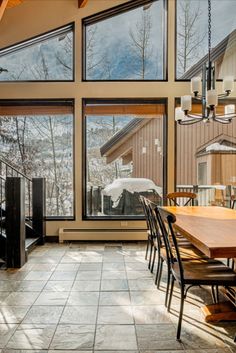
84 104 166 116
0 105 73 116
0 0 9 22
78 0 88 8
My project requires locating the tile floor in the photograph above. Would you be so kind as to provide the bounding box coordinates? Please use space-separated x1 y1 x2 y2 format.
0 241 235 353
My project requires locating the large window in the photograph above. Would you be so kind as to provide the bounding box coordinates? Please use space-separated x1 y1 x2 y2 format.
83 99 167 219
83 0 167 81
0 24 74 81
176 0 236 80
0 100 74 218
176 99 236 207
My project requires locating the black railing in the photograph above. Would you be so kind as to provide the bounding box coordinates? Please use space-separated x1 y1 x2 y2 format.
176 184 236 207
0 157 33 220
0 157 45 268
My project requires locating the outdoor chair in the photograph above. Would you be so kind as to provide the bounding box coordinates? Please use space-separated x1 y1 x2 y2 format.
157 207 236 340
167 192 197 206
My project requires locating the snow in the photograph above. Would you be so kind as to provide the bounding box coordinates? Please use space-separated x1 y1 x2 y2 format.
102 178 162 207
206 142 236 152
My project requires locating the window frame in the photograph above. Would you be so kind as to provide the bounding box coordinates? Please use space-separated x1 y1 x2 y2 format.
0 23 75 83
82 97 168 220
82 0 168 82
0 98 75 220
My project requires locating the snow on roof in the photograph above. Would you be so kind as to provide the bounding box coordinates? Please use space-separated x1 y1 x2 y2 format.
102 178 162 208
206 142 236 152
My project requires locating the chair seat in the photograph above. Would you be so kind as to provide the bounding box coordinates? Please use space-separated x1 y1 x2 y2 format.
160 243 208 261
172 261 236 285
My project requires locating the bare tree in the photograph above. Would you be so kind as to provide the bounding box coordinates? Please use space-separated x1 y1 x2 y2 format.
177 0 205 77
128 9 153 79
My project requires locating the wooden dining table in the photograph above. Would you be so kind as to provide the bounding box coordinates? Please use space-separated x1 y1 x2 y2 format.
163 206 236 259
163 205 236 322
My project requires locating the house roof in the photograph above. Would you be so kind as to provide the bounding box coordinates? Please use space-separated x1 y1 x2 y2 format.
196 134 236 156
100 118 145 156
180 29 236 80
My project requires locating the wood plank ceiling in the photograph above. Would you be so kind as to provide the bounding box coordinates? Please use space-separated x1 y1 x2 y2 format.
78 0 89 8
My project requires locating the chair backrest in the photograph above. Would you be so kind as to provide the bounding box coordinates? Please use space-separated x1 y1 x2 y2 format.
231 195 236 209
140 195 162 247
157 207 185 282
167 192 197 206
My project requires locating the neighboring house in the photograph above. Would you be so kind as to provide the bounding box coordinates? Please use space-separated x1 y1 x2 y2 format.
196 134 236 186
100 117 163 187
181 29 236 79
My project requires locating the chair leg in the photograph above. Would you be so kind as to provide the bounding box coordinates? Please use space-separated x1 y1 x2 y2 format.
148 243 153 270
151 247 156 273
165 262 171 307
211 285 216 304
155 255 161 285
145 239 150 260
216 285 219 303
156 258 163 289
167 275 175 311
176 286 185 341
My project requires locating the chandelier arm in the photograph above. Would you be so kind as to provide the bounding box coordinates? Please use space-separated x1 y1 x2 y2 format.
185 113 205 120
218 93 230 99
178 118 204 125
213 117 233 124
214 113 236 118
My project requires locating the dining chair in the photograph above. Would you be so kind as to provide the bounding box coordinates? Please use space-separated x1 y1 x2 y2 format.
139 195 157 271
157 206 236 340
153 205 216 307
167 192 197 206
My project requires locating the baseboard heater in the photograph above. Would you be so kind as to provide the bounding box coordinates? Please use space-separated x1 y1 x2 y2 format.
59 228 146 243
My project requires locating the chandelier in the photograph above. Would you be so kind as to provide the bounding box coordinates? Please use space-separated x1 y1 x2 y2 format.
175 0 235 125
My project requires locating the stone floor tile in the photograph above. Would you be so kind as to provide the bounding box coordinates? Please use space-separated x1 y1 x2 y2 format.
103 255 124 263
81 256 103 263
136 324 184 350
0 281 17 292
14 281 47 292
43 281 73 292
99 291 131 306
101 279 128 291
126 270 153 280
60 306 97 324
97 305 133 324
76 271 101 280
102 271 127 280
50 324 95 350
55 264 79 272
23 271 52 281
95 324 137 350
0 293 11 305
29 264 57 272
6 324 56 349
49 271 77 281
133 305 172 324
71 280 100 291
0 324 18 348
67 291 99 306
0 306 29 324
22 306 63 324
79 263 102 271
33 292 69 306
130 290 165 305
128 279 157 291
0 271 28 281
125 262 147 271
2 292 40 306
102 263 125 271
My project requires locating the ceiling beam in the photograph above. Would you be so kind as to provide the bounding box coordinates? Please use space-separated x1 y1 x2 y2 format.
78 0 88 8
0 0 9 22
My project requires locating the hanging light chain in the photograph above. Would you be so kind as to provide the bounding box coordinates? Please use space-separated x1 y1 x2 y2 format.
208 0 212 62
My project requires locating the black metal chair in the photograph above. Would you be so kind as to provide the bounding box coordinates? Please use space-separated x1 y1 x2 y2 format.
167 192 197 206
140 195 157 271
157 206 236 341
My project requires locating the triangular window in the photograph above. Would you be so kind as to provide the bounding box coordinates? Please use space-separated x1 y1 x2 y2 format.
83 0 167 81
0 23 74 81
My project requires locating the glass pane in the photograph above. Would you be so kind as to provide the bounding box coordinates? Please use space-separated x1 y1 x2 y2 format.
85 0 166 80
84 102 165 218
176 0 236 79
0 111 73 217
176 108 236 207
0 28 73 81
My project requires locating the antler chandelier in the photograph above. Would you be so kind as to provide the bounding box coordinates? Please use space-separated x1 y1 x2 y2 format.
175 0 235 125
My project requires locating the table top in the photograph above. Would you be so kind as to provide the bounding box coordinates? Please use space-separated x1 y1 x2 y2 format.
163 206 236 258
